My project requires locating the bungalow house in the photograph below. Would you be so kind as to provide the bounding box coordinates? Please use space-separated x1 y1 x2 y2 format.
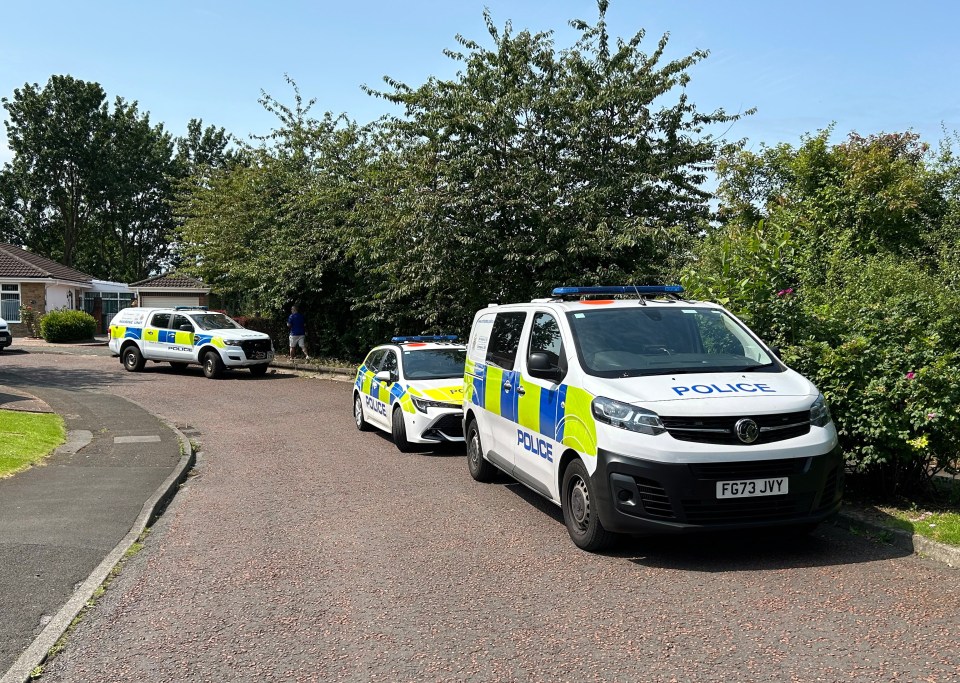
0 243 95 336
128 273 211 309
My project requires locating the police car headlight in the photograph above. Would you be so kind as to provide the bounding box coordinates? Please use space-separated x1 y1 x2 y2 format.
411 396 458 414
810 394 832 427
222 338 244 347
591 397 666 436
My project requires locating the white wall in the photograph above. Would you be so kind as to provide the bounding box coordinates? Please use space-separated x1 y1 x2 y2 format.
46 284 74 310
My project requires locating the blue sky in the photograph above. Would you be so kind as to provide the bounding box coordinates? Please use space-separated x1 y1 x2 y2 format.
1 0 958 165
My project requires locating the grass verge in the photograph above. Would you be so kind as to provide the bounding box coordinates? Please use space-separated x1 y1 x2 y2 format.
0 409 65 477
875 505 960 546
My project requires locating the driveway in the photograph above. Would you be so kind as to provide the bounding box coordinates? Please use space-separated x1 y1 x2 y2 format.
2 352 958 682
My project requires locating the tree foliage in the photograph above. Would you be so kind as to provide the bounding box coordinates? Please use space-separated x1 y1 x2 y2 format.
0 75 231 282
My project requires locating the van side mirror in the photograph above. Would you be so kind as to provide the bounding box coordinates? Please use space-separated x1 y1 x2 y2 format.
528 352 563 383
179 324 194 332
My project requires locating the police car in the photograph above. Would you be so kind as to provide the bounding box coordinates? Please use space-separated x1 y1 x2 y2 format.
463 286 842 551
108 307 274 378
353 336 467 452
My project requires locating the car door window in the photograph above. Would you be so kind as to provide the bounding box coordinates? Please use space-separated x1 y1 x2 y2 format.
149 312 171 328
486 312 527 370
527 312 565 372
380 351 398 379
365 350 385 370
170 314 192 331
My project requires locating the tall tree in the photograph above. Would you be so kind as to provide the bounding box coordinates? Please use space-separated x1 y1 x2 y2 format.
0 75 181 281
360 0 749 333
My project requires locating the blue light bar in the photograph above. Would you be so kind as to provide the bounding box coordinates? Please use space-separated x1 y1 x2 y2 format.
551 285 684 297
391 335 459 343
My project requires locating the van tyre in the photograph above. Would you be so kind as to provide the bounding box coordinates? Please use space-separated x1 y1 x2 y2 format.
354 393 370 431
466 419 496 482
202 351 224 379
391 407 413 453
562 459 615 552
122 346 145 372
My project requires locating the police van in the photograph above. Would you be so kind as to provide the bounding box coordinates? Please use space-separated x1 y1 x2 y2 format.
463 286 842 551
354 336 467 452
108 307 274 378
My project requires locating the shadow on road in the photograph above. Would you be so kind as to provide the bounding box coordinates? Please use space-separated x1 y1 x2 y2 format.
499 476 913 570
366 428 465 457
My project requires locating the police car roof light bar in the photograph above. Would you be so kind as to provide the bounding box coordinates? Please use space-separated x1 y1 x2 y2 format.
391 335 459 343
551 285 684 298
175 305 209 311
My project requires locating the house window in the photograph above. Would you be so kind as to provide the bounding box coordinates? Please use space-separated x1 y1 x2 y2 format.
1 284 20 323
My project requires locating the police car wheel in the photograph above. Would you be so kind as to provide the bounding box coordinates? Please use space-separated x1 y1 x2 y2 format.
391 407 413 453
354 393 370 431
122 346 145 372
562 459 614 552
466 419 496 482
202 351 224 379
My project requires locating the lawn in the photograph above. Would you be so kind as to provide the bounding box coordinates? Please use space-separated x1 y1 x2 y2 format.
0 409 65 477
876 504 960 547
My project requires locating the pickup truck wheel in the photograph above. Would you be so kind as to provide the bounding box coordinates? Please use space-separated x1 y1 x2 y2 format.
562 459 615 552
202 351 224 379
466 419 496 482
122 346 146 372
391 407 413 453
249 363 269 377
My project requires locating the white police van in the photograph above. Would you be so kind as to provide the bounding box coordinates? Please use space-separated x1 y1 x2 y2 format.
108 307 274 378
463 286 842 551
354 336 467 452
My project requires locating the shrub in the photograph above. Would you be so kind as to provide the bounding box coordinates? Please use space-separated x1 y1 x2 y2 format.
39 309 97 343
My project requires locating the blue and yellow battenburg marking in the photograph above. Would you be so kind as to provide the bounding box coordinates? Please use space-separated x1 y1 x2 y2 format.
354 364 462 414
465 359 598 456
110 324 226 348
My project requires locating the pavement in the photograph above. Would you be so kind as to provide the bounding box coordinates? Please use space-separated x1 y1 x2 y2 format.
0 378 195 682
0 338 956 680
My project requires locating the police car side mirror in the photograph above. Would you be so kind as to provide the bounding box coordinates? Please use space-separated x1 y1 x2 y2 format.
528 352 563 383
375 370 395 384
179 324 194 332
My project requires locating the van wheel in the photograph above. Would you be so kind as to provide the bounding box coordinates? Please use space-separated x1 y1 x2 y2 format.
202 351 223 379
249 363 269 377
354 393 370 431
122 346 145 372
562 459 615 552
391 407 413 453
466 419 496 482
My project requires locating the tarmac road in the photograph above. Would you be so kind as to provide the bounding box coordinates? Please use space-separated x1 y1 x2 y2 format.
2 351 958 682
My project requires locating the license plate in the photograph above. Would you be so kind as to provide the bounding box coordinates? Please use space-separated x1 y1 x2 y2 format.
716 478 788 498
253 352 266 359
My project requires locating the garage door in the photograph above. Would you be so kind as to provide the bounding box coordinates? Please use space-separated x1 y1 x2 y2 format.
140 295 201 309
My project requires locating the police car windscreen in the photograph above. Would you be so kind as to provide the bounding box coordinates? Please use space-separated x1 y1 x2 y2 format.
402 349 467 380
192 313 243 331
566 307 779 377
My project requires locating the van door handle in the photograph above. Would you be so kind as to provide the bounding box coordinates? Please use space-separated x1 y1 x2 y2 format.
515 386 526 396
503 381 512 392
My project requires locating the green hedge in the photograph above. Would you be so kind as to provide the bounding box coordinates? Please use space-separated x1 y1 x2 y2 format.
39 309 97 343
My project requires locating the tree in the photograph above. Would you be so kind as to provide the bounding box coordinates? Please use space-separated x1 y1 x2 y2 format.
359 0 749 333
0 75 181 281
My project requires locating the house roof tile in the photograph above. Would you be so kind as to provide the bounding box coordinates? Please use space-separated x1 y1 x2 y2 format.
0 244 94 283
129 273 209 289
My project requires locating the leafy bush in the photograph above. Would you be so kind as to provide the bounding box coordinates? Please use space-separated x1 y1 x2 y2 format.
235 315 287 351
39 309 97 343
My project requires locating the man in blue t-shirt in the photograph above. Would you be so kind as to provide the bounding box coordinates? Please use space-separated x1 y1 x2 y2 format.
287 305 309 360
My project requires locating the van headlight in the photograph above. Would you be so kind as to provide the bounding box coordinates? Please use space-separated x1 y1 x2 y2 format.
222 338 244 346
810 394 832 427
591 396 666 436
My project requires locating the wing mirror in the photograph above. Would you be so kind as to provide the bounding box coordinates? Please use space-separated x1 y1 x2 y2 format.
375 370 397 383
528 352 563 383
